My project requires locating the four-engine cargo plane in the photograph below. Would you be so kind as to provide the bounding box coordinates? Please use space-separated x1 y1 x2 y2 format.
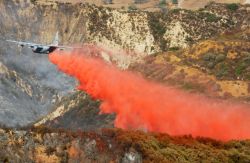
6 32 76 54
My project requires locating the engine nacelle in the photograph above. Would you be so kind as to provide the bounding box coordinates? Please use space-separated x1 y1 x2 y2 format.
31 46 37 50
18 44 24 48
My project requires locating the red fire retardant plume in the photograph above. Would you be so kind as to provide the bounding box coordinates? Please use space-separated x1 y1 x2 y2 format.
49 49 250 141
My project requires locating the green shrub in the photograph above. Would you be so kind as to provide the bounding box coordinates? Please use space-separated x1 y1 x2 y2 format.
202 53 226 69
228 150 250 163
226 3 239 11
207 62 215 69
159 0 166 6
216 63 229 78
171 8 181 14
160 40 168 51
203 53 216 61
247 75 250 80
243 56 250 65
148 14 166 50
45 147 56 156
215 54 226 63
169 47 180 51
205 13 219 22
235 62 247 76
182 82 195 90
185 37 193 42
199 12 219 22
128 4 138 11
153 23 166 36
172 0 178 4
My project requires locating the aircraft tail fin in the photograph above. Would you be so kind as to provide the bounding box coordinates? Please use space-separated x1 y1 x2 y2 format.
52 31 59 46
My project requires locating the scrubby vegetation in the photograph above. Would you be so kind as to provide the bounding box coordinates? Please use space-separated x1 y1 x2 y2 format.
169 47 180 51
128 4 138 11
182 29 250 81
198 51 250 80
158 0 167 7
0 127 250 162
148 13 167 50
114 129 250 162
226 3 239 11
130 28 250 100
30 0 37 4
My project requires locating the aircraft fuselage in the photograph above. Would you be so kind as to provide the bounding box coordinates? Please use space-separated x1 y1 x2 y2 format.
31 46 57 54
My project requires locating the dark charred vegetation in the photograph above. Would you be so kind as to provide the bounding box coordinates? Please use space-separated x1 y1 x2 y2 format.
42 91 115 131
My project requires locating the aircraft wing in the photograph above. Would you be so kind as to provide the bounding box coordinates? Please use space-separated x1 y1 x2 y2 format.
7 39 83 50
52 45 83 50
6 40 41 48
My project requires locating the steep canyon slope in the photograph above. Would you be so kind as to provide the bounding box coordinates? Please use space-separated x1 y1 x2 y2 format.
0 0 249 127
0 1 250 162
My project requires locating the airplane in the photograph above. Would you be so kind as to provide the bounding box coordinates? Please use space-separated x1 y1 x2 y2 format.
6 32 76 54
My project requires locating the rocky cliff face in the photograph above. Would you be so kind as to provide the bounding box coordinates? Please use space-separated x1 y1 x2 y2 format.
1 0 249 54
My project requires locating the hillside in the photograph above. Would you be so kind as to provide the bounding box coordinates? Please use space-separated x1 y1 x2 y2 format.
130 29 250 100
1 128 250 162
45 0 250 10
0 0 250 162
1 0 249 127
179 0 248 10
